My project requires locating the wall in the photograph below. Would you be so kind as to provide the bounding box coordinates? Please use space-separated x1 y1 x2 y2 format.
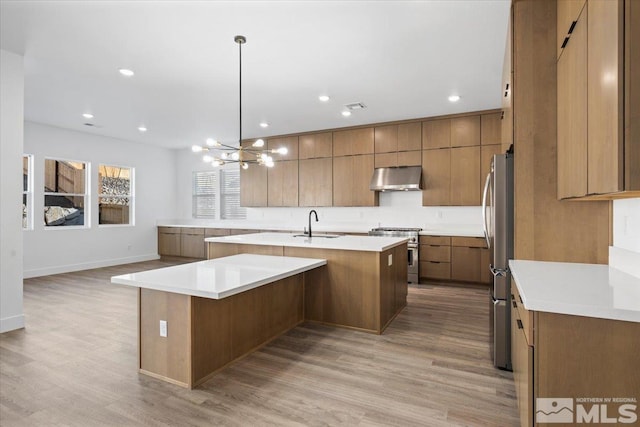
610 198 640 278
0 49 25 333
23 122 178 277
174 149 482 232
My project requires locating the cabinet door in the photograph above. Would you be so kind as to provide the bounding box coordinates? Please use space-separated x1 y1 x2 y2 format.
501 12 513 152
451 116 480 147
557 5 588 199
397 122 422 151
511 304 533 427
267 136 298 160
333 128 374 156
240 162 268 207
181 233 205 259
352 154 377 206
375 152 397 168
397 150 422 167
451 246 482 282
451 146 481 206
332 156 352 206
422 119 450 149
557 0 587 58
587 0 624 195
374 125 398 153
267 160 299 207
299 158 332 207
299 132 332 159
481 113 502 145
422 149 450 206
158 232 181 257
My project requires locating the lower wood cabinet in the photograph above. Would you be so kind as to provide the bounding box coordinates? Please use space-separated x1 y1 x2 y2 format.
180 228 205 259
511 280 640 427
158 227 181 257
419 236 489 284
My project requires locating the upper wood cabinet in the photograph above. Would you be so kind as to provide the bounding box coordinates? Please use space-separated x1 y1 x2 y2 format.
557 0 587 59
267 136 298 160
422 119 450 149
481 113 502 145
375 122 422 167
451 116 480 147
422 149 451 206
267 160 298 207
450 146 481 206
299 132 332 159
299 158 332 207
557 0 639 199
374 125 398 153
333 128 374 156
501 12 513 152
333 154 377 206
240 162 268 207
374 151 421 168
397 122 422 151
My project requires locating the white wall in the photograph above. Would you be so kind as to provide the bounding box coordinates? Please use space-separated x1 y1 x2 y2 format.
610 198 640 278
23 122 178 277
174 149 482 232
0 49 25 333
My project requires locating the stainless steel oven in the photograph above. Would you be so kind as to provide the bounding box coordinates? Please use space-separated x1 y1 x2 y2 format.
368 227 421 283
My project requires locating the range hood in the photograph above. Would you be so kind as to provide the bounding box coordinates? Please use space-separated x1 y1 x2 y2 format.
369 166 422 191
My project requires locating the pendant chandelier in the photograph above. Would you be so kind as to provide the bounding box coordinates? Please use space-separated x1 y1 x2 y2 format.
191 35 287 169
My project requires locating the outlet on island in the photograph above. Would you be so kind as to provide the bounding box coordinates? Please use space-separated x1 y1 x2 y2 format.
388 254 393 266
159 320 167 337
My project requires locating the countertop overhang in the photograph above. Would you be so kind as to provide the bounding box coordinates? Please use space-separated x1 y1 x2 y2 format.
205 232 408 252
509 259 640 323
111 254 327 299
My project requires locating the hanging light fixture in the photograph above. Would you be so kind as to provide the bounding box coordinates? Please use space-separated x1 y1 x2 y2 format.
191 35 287 169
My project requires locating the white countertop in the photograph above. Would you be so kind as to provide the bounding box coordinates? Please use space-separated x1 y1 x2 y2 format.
205 232 407 252
157 220 484 237
111 254 326 299
509 259 640 323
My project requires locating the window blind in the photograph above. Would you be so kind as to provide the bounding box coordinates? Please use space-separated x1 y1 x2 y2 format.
221 169 246 219
193 171 217 218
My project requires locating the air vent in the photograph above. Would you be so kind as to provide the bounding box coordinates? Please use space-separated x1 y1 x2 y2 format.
345 102 367 111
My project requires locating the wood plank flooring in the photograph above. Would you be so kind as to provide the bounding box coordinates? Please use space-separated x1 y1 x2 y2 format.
0 260 519 426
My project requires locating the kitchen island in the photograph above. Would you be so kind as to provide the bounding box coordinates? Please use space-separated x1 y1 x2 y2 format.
111 254 326 389
206 232 408 334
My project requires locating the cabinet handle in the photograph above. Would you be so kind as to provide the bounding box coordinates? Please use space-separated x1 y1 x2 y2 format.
519 295 523 304
516 319 523 330
512 300 517 308
568 20 577 34
561 36 570 49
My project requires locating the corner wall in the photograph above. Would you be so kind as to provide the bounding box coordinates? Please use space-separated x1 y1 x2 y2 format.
23 122 178 277
0 49 25 333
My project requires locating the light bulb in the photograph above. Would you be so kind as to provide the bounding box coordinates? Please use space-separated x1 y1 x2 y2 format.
221 152 228 159
252 139 265 147
231 152 240 161
192 145 203 153
212 159 222 167
277 147 288 155
242 162 249 170
206 138 219 147
260 153 268 161
266 160 275 168
202 155 213 163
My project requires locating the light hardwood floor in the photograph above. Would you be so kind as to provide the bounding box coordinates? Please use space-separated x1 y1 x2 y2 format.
0 260 519 426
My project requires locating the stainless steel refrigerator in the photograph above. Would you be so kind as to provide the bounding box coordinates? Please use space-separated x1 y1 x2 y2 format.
482 151 513 370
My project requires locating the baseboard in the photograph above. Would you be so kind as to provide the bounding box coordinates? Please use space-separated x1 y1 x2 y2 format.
0 314 25 333
23 253 161 278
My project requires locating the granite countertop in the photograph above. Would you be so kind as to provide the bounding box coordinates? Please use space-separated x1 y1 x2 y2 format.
111 254 326 299
509 259 640 323
205 232 408 252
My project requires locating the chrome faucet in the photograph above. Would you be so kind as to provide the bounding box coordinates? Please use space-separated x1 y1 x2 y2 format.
308 210 318 238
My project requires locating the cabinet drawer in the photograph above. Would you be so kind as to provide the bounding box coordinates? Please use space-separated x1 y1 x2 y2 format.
511 281 534 346
204 228 231 237
422 245 451 262
181 227 204 236
158 226 181 234
451 236 486 248
419 261 451 280
419 235 451 246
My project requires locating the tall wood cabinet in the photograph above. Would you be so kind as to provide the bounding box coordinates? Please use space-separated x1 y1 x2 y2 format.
333 154 377 207
374 123 422 168
557 0 640 199
299 132 333 207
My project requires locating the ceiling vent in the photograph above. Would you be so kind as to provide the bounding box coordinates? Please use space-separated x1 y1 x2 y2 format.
345 102 367 110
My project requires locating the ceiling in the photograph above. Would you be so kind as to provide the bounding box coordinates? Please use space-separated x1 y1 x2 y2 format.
0 0 510 150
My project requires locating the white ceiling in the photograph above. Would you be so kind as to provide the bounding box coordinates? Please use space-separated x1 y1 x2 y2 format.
1 0 510 150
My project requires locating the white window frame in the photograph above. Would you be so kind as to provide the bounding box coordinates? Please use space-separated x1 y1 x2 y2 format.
43 157 90 229
98 164 135 227
192 167 246 220
22 154 34 230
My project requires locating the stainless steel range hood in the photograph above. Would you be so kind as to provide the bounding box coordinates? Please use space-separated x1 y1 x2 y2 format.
369 166 422 191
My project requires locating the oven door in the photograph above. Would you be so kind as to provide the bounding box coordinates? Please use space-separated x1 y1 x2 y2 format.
408 244 419 284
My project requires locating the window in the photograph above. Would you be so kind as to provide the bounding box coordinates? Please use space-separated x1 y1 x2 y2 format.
22 154 33 230
192 168 246 220
99 165 133 225
193 171 217 218
44 158 88 227
221 169 246 219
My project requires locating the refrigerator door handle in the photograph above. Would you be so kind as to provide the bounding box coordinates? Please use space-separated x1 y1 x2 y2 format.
490 264 509 277
482 172 491 249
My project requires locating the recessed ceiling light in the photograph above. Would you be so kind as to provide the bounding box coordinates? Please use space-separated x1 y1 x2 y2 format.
448 95 461 102
82 113 94 119
318 95 330 102
119 68 135 77
342 111 352 117
138 126 147 132
259 122 269 128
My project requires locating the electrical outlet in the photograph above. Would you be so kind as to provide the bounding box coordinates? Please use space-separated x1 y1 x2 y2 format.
388 254 393 266
159 320 167 337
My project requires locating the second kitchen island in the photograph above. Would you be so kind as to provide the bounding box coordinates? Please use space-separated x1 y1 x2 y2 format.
206 232 408 334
